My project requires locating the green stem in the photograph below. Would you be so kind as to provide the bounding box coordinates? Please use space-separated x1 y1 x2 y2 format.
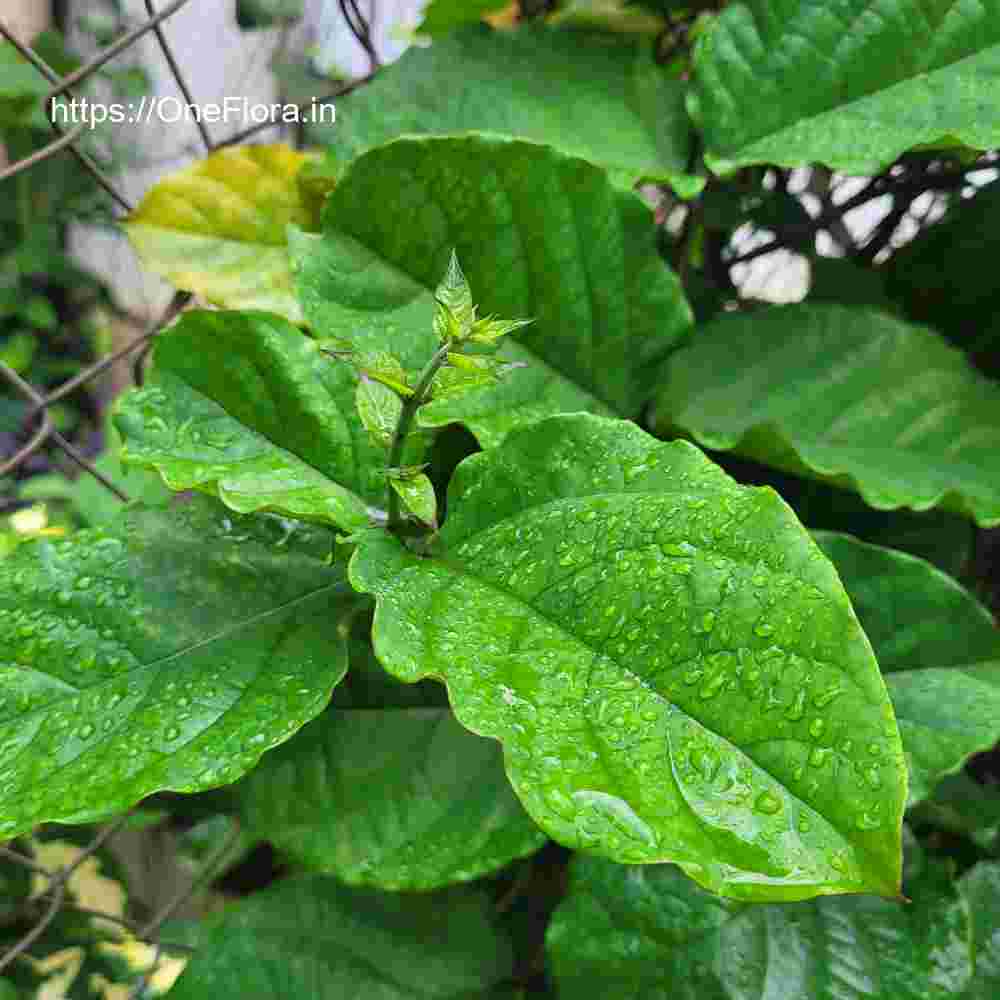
387 340 452 532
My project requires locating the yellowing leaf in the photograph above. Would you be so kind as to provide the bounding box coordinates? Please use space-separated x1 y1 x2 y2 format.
123 144 323 322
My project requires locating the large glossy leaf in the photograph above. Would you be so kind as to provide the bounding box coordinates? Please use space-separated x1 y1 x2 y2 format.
0 496 352 840
814 532 1000 808
313 25 692 187
123 145 321 322
292 135 691 447
547 848 997 999
350 413 906 901
690 0 1000 174
114 309 386 531
168 876 513 999
885 179 1000 377
651 304 1000 527
233 703 546 889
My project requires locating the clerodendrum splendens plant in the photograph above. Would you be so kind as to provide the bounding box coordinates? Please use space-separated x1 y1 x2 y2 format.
4 3 1000 996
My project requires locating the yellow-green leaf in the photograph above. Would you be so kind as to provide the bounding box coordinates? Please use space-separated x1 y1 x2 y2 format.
123 144 322 322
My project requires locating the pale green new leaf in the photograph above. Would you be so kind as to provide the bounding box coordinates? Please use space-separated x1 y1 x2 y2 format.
357 351 413 397
547 848 992 999
0 496 352 840
467 315 534 346
435 250 476 333
115 310 387 531
388 472 437 526
814 532 1000 808
690 0 1000 174
311 24 692 187
167 876 513 999
652 305 1000 527
123 145 323 322
292 135 691 449
426 355 519 403
232 705 546 889
350 413 906 901
356 375 402 448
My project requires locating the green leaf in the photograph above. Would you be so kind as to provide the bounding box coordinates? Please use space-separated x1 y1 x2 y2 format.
720 457 973 578
123 145 322 322
547 849 991 999
651 304 1000 527
115 309 385 531
0 850 32 921
418 0 512 36
813 532 1000 808
356 350 413 397
350 413 906 901
548 0 670 36
233 704 546 889
435 250 477 331
0 332 38 373
19 418 171 527
356 375 403 448
909 772 1000 852
312 25 692 187
167 876 513 999
0 496 353 840
690 0 1000 174
292 135 691 449
388 471 438 526
957 861 1000 996
426 354 517 403
467 315 534 346
885 180 1000 377
0 41 47 128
